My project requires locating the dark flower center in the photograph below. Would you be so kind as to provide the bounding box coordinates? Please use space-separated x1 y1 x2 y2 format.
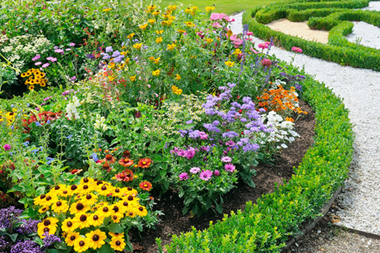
71 185 77 191
116 240 121 246
43 227 49 232
70 235 76 240
127 187 132 191
128 195 134 201
129 212 133 216
80 215 87 222
40 194 46 199
63 190 68 194
103 163 109 169
139 207 143 211
103 207 109 212
106 154 112 160
113 215 117 220
123 202 128 207
44 220 51 226
83 185 89 190
46 196 52 201
97 181 103 185
56 201 62 206
76 203 84 210
113 206 119 212
101 185 107 191
93 215 99 220
83 178 89 183
115 188 120 193
67 221 73 227
86 194 92 200
54 185 60 190
92 234 100 241
79 241 85 246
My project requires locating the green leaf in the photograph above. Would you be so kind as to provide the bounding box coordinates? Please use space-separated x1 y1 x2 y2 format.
108 223 124 233
98 244 113 253
215 202 223 214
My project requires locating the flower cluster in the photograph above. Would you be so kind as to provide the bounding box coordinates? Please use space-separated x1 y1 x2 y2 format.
20 68 48 90
34 178 147 252
0 108 17 125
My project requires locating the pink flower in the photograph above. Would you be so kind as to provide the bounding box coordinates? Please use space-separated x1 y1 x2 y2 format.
35 62 42 66
246 31 253 36
42 63 49 68
3 144 11 151
232 39 243 47
32 55 41 61
214 170 220 176
250 47 259 54
223 16 235 22
261 58 272 68
292 47 303 53
199 131 208 140
210 13 225 21
258 43 268 49
221 156 232 163
190 167 201 174
199 170 213 181
212 22 222 28
224 163 236 172
179 172 189 181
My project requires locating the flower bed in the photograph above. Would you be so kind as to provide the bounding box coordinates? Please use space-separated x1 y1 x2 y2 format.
247 0 380 71
0 0 352 252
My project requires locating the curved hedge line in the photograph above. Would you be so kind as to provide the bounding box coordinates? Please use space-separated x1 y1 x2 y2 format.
161 60 354 252
247 0 380 71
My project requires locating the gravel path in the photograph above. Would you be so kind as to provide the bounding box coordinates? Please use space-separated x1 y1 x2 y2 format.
229 2 380 238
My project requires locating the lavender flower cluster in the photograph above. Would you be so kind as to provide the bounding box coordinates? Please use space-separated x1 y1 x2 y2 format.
9 240 43 253
0 206 23 231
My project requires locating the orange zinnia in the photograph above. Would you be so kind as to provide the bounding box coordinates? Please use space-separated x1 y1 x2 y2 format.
119 158 134 167
138 158 152 168
139 181 152 191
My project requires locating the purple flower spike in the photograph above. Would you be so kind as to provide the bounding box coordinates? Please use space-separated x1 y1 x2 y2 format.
179 172 189 181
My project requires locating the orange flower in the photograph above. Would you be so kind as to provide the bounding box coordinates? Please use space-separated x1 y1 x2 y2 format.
101 154 116 165
115 169 134 182
139 181 152 191
122 150 131 158
138 158 152 168
119 158 134 167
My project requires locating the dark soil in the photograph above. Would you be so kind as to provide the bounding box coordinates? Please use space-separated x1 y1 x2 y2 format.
129 99 316 252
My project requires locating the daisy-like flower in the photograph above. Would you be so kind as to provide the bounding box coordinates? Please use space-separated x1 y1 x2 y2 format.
129 75 136 82
199 170 213 181
34 194 47 206
61 217 78 232
139 181 152 191
37 223 57 239
167 43 176 51
65 231 80 247
74 237 90 253
88 213 104 227
179 172 189 181
137 158 152 168
135 206 148 217
152 69 160 76
102 154 116 164
224 163 236 172
119 158 134 167
121 186 138 197
97 183 113 196
125 210 136 218
69 202 90 215
97 205 114 218
156 37 163 43
115 169 134 182
111 213 124 223
221 156 232 163
175 74 181 80
224 61 234 67
190 167 200 174
110 235 126 251
127 33 135 39
86 229 107 250
81 193 98 206
38 206 49 213
51 200 69 213
67 184 79 195
74 214 91 229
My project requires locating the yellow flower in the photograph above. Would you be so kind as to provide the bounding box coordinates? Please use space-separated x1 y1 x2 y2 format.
61 217 78 232
97 183 113 196
153 57 160 64
102 8 111 12
192 6 198 11
152 70 160 76
147 4 156 11
161 20 168 26
110 236 126 251
139 23 148 30
129 75 136 82
80 193 98 206
38 206 49 213
206 38 214 44
74 238 90 253
120 51 128 56
65 231 80 247
227 29 233 38
148 19 155 24
69 202 90 215
133 43 143 50
28 85 35 91
225 61 235 67
167 43 176 51
185 7 191 14
175 74 181 81
111 213 124 223
74 213 91 229
156 30 163 34
177 29 186 34
86 229 107 250
51 200 69 213
127 33 135 39
172 85 182 95
184 21 195 27
135 206 148 217
205 6 215 12
233 49 242 56
152 10 160 16
89 213 105 227
168 5 177 11
37 221 57 239
156 37 163 43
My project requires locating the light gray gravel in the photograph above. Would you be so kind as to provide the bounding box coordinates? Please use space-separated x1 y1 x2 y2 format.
229 4 380 236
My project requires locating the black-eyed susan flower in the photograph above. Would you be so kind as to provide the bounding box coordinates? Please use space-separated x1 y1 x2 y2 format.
65 231 80 247
28 85 35 91
155 30 163 34
86 229 107 250
156 37 163 44
152 10 160 16
34 194 47 206
225 61 235 67
97 183 113 196
51 200 69 213
121 186 138 197
110 235 126 251
205 6 215 12
37 219 58 238
61 217 78 232
74 214 91 229
81 193 97 206
67 184 79 195
111 213 124 223
97 205 114 218
38 206 49 213
125 210 136 218
148 19 155 25
69 202 90 214
109 232 124 238
74 237 90 253
139 23 148 30
136 206 148 217
77 182 94 194
89 213 104 227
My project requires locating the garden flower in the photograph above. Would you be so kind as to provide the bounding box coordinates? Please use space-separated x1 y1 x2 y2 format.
206 38 214 43
127 33 135 39
86 229 106 249
3 144 10 151
261 58 272 68
138 158 152 168
69 43 75 46
199 170 213 181
119 157 134 167
184 21 195 27
74 237 90 252
106 46 113 53
110 236 126 251
139 23 148 30
139 181 152 191
65 231 80 246
190 167 200 174
133 43 142 50
179 172 189 181
224 163 236 172
258 43 268 49
206 6 215 12
167 43 176 50
175 74 181 80
35 62 42 66
292 47 303 53
225 61 234 67
156 37 163 43
152 69 160 76
42 63 49 68
129 75 136 82
221 156 232 163
214 170 220 176
32 55 40 61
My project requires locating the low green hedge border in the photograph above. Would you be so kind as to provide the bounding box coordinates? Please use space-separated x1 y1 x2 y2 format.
159 60 354 252
246 0 380 71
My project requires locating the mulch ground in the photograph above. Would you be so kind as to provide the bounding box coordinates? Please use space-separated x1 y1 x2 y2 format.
129 99 316 252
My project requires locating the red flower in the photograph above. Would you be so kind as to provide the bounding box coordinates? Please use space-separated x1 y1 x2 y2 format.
115 169 134 182
119 158 134 167
139 181 152 191
138 158 152 168
122 150 131 158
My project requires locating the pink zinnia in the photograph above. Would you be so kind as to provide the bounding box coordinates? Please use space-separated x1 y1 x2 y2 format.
246 31 253 36
292 47 303 53
210 13 225 21
224 163 236 172
199 131 208 140
199 170 213 181
261 58 272 68
258 43 268 49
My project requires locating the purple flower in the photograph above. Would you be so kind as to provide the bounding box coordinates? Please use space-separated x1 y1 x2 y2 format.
112 51 120 57
15 219 39 234
43 96 52 101
214 170 220 176
179 172 189 181
42 232 61 247
70 76 76 81
113 55 125 63
213 120 220 126
225 140 235 146
190 167 201 174
178 130 187 137
222 131 239 138
186 120 193 124
42 63 49 68
221 156 232 163
199 170 213 181
32 55 40 61
10 240 43 253
101 53 110 60
224 163 236 172
199 131 208 140
243 143 260 153
106 46 113 53
34 62 42 66
54 48 64 54
69 43 75 46
86 53 95 59
3 144 11 151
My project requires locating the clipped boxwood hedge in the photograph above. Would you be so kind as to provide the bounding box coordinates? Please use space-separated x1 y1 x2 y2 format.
159 60 354 252
246 0 380 71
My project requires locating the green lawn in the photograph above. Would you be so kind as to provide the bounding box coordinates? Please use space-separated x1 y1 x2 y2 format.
159 0 280 15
